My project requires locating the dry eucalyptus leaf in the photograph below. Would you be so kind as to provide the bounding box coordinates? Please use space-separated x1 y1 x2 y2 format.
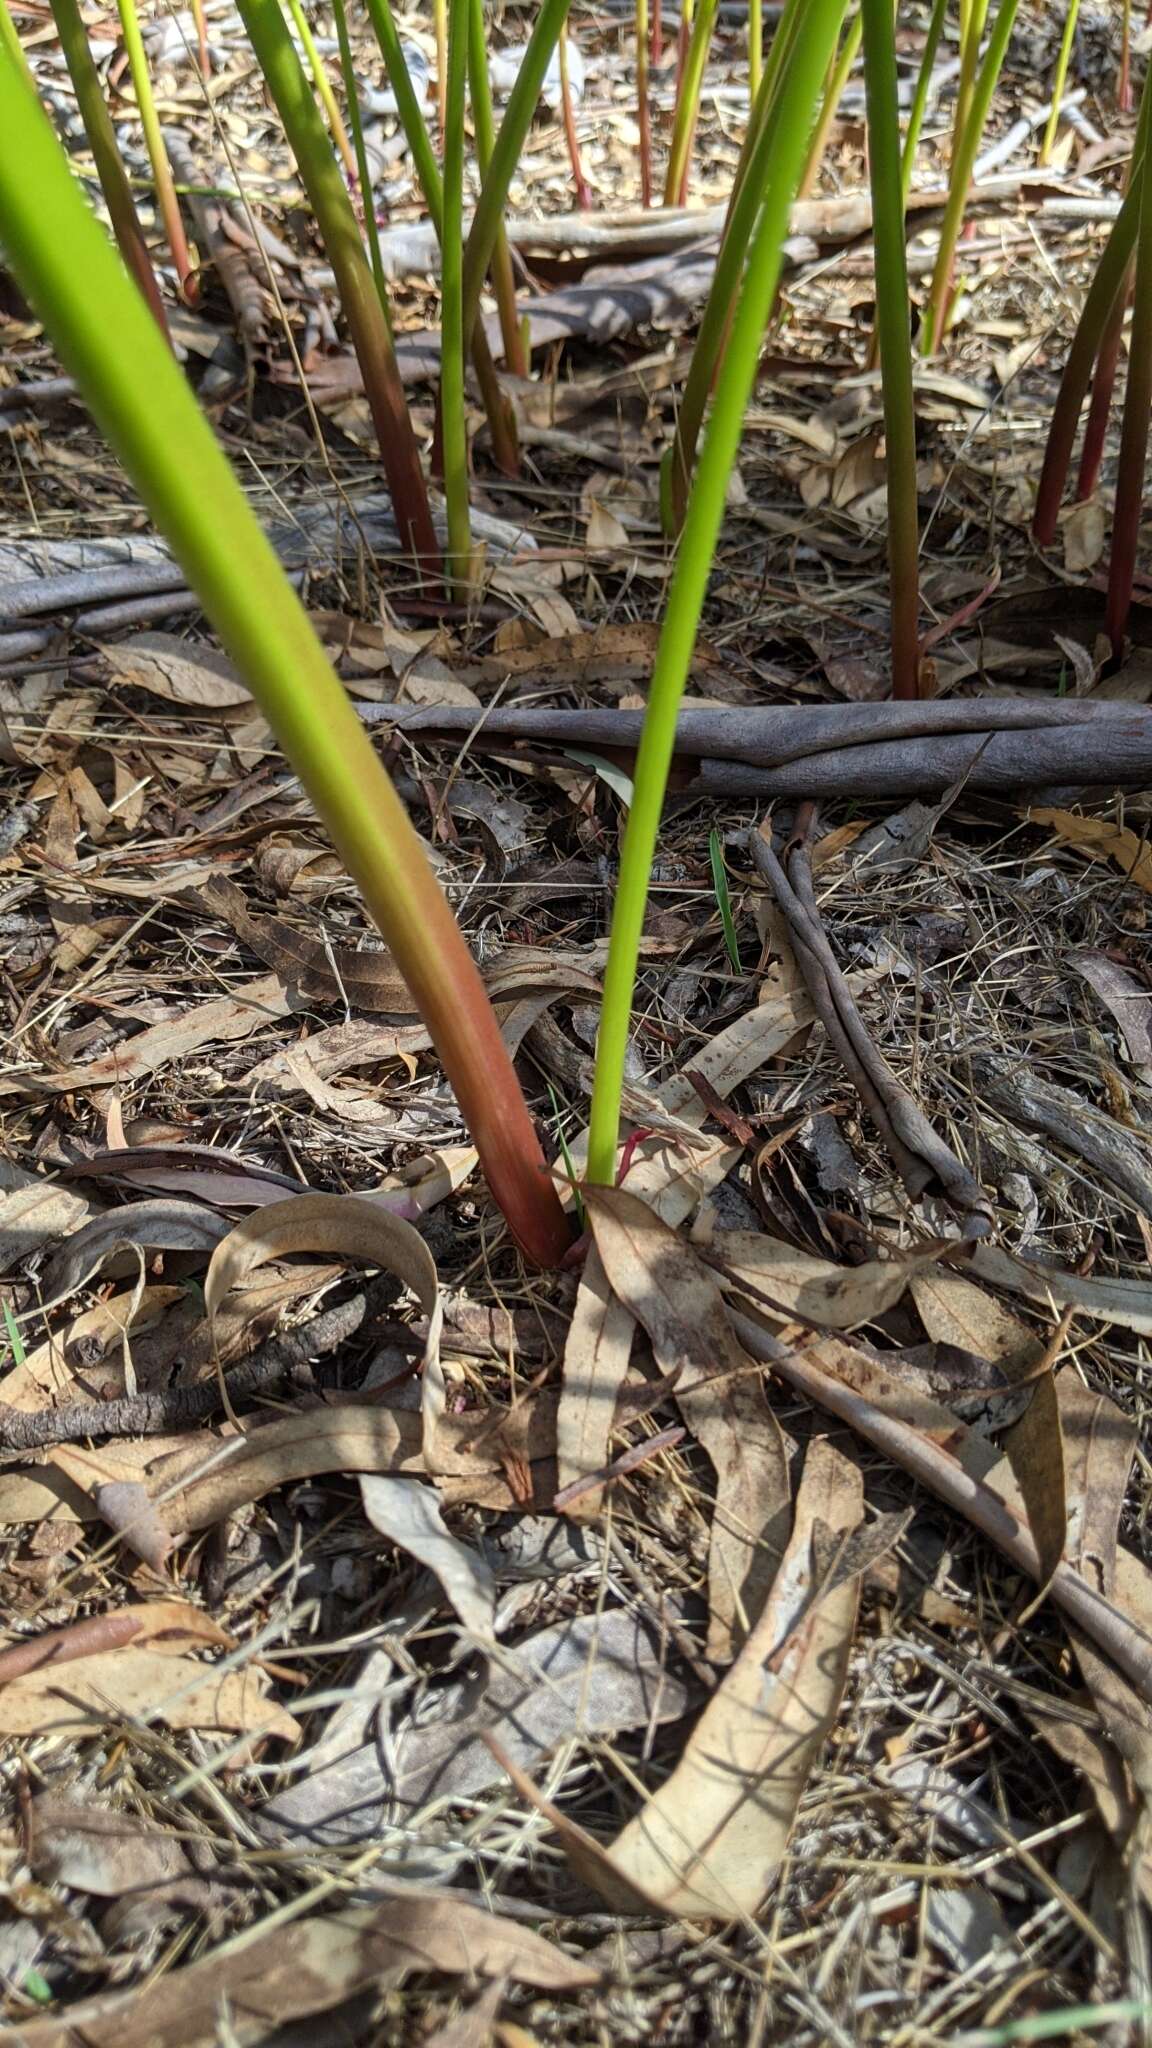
969 1245 1152 1338
205 1193 443 1458
710 1231 943 1333
9 1892 597 2048
1066 949 1152 1077
2 974 302 1099
0 1178 94 1274
1 1285 183 1412
1062 498 1106 575
1029 807 1152 897
586 1186 789 1662
101 631 252 709
0 1644 298 1740
910 1268 1041 1372
1000 1373 1066 1603
359 1474 497 1641
42 1201 230 1304
603 1438 865 1918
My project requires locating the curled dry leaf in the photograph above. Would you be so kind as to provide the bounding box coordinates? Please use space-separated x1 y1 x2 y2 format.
706 1229 946 1334
100 630 252 709
0 1176 93 1275
603 1438 865 1918
42 1202 230 1307
1066 948 1152 1077
8 1892 598 2048
586 1186 789 1662
204 1193 443 1458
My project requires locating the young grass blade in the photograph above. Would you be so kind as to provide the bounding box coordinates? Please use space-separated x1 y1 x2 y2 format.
798 8 862 201
441 0 473 594
280 0 357 177
331 0 389 315
708 830 741 971
586 0 847 1186
235 0 438 578
901 0 946 199
662 0 719 206
468 0 529 372
0 61 569 1267
748 0 761 99
115 0 198 300
861 0 920 698
42 0 170 334
1038 0 1082 165
921 0 1021 356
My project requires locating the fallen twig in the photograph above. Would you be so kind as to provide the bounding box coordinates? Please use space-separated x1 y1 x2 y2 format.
0 1292 367 1452
750 811 991 1228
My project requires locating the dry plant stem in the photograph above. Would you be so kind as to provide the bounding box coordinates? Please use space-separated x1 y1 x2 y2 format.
280 0 357 177
0 1294 369 1451
190 0 210 76
115 0 198 301
636 0 652 206
922 0 1021 355
236 0 437 578
901 0 947 198
559 23 591 209
441 0 472 592
44 0 170 336
1075 267 1129 502
1032 165 1144 542
861 0 920 700
731 1314 1152 1705
651 0 662 66
1107 81 1152 655
749 820 990 1229
1039 0 1082 164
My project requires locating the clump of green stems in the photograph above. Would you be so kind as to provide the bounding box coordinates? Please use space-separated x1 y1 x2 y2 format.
708 830 741 971
922 0 1021 355
587 0 847 1186
115 0 198 299
46 0 169 334
0 35 570 1268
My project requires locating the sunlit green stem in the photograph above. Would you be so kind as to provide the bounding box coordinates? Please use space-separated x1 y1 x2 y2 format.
462 0 573 338
331 0 388 316
441 0 472 594
0 59 569 1266
468 0 528 372
44 0 169 333
116 0 198 300
797 7 862 200
862 0 920 698
901 0 946 198
921 0 1020 355
434 0 447 140
1038 0 1081 164
953 0 989 148
236 0 437 576
662 0 718 204
280 0 356 176
586 0 846 1186
662 33 794 528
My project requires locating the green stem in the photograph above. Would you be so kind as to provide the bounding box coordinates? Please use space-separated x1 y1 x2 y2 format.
900 0 946 199
798 7 861 200
748 0 761 98
441 0 472 594
921 0 1021 355
468 0 528 372
663 32 794 529
586 0 846 1186
236 0 438 577
662 0 719 204
1038 0 1081 165
0 58 569 1266
331 0 389 318
44 0 169 335
462 0 573 339
861 0 920 698
280 0 356 177
636 0 652 205
115 0 198 300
